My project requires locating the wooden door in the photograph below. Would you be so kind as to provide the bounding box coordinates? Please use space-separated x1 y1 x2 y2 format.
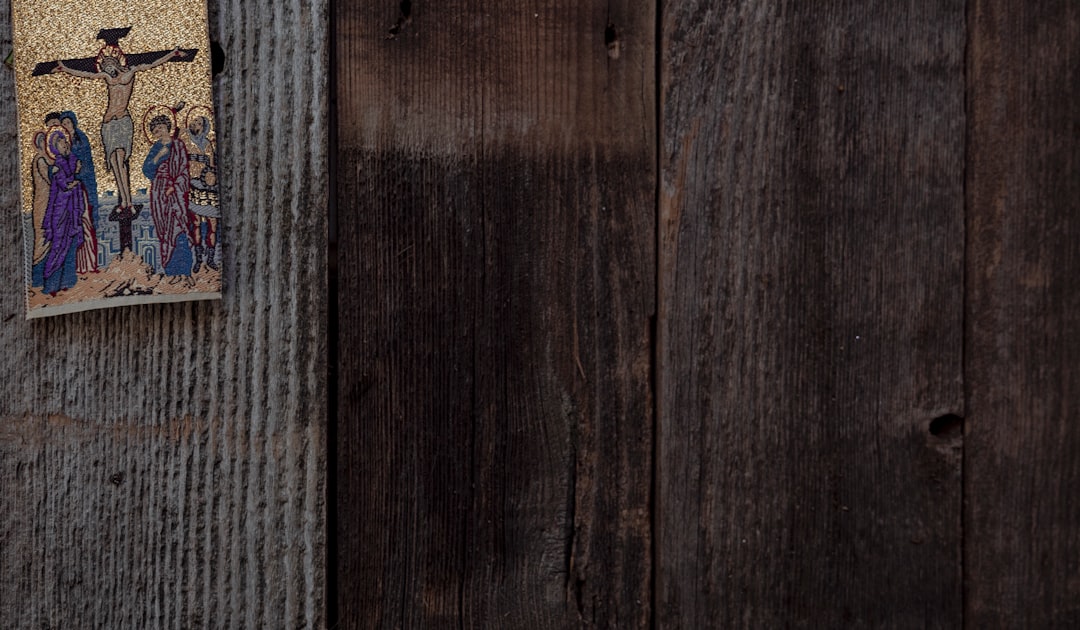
334 1 1079 628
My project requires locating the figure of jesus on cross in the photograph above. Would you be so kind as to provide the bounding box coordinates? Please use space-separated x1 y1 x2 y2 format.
38 27 197 251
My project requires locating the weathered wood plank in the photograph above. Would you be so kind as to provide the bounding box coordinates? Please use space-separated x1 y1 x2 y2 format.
0 1 327 627
965 2 1080 627
334 1 654 627
657 2 966 627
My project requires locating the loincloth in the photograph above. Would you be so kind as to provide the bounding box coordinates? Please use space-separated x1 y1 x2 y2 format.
101 114 133 159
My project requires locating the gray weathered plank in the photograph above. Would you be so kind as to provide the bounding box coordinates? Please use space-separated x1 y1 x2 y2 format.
657 2 966 627
334 1 654 627
965 2 1080 627
0 1 327 627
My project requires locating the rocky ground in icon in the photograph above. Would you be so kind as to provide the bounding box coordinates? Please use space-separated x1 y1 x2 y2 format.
27 249 220 309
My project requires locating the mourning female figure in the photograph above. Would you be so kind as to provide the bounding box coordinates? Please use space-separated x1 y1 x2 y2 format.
60 111 100 273
143 112 194 276
49 112 99 225
30 131 53 287
42 129 87 295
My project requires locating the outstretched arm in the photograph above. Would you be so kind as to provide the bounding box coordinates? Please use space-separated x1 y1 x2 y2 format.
132 47 183 72
52 60 105 80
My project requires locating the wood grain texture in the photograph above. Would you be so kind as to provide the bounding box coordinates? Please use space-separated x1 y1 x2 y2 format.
335 1 654 627
965 2 1080 627
0 1 327 627
657 3 966 627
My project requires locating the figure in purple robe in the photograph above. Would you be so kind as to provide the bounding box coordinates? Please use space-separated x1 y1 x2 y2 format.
42 129 87 295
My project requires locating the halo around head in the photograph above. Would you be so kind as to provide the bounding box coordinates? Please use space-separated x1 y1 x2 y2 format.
185 105 214 132
143 105 178 142
95 44 127 71
44 125 70 161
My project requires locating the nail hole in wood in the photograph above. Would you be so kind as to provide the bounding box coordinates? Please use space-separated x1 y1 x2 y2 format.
605 23 621 59
110 471 125 486
211 41 225 76
388 1 413 38
928 413 963 437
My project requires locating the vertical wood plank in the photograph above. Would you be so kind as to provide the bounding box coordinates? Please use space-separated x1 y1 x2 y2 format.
0 1 327 627
657 2 966 627
335 1 655 627
965 2 1080 626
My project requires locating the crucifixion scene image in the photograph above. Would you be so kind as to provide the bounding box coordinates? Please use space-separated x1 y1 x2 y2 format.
12 0 221 318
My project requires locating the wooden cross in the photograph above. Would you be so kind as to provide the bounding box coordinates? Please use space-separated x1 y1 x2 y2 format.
32 27 197 76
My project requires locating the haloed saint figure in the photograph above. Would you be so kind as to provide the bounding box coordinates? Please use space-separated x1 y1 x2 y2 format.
143 108 194 277
41 128 87 295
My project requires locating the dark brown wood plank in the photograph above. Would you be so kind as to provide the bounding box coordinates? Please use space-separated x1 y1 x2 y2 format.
0 2 327 627
334 1 655 628
657 3 966 627
965 2 1080 627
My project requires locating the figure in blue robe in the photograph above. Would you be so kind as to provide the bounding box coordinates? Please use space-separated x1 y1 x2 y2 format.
60 111 99 227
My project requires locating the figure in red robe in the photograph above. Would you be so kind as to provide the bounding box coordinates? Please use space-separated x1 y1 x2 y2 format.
143 111 194 275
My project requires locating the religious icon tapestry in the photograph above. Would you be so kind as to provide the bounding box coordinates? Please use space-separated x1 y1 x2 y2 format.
11 0 221 318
